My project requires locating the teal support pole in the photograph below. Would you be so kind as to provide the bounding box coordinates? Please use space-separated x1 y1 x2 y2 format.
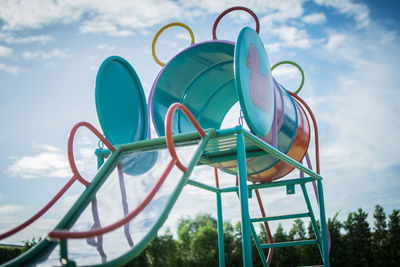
317 180 330 267
216 192 226 267
300 184 322 256
236 132 253 267
95 149 106 169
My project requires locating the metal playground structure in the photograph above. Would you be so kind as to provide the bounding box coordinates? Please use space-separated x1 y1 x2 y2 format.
0 7 330 267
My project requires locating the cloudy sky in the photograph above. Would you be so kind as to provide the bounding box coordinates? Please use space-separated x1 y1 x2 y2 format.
0 0 399 258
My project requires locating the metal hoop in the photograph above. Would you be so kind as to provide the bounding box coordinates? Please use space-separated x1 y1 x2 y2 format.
212 6 260 40
151 22 195 67
271 61 305 94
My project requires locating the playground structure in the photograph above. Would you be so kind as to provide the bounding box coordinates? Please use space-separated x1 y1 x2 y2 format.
0 6 330 267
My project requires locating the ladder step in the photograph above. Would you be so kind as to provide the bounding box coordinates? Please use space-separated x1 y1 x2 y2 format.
251 212 310 223
261 239 318 249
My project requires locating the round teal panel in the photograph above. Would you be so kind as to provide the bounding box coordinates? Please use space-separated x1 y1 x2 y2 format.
235 27 274 137
95 56 148 145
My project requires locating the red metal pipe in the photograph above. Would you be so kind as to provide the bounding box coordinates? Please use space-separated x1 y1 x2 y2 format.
48 159 176 239
289 93 320 174
0 121 113 241
165 103 206 172
68 122 116 186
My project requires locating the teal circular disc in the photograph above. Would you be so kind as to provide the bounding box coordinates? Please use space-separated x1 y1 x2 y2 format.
235 27 274 137
95 56 148 145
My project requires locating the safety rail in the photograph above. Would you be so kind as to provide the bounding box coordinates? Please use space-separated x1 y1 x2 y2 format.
49 103 208 240
165 103 207 172
0 122 114 241
48 159 176 240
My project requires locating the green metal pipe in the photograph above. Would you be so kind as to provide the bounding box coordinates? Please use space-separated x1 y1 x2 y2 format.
236 132 253 267
88 135 211 267
216 192 226 267
250 222 268 267
220 177 314 193
250 212 309 223
116 129 216 152
261 239 318 249
187 179 220 193
318 180 330 267
3 149 122 267
300 184 322 251
241 130 323 181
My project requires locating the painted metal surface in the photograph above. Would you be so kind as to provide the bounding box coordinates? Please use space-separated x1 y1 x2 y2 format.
236 132 253 266
95 56 157 176
208 84 298 177
249 98 310 182
95 56 148 145
149 24 301 182
150 40 235 136
235 27 274 137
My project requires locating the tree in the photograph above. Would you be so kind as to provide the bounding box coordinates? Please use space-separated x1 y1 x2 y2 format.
191 220 218 266
343 208 372 266
303 220 322 265
270 223 291 266
176 214 219 266
223 222 242 267
146 230 181 266
372 205 388 265
328 213 345 267
387 209 400 266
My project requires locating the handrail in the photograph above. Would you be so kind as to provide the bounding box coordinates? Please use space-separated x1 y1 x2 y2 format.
68 122 116 186
48 159 176 240
288 93 320 174
165 103 206 172
0 121 114 241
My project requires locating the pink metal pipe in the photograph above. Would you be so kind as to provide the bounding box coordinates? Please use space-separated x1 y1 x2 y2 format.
0 121 114 241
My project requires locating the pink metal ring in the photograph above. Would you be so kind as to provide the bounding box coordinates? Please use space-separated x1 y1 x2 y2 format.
212 6 260 40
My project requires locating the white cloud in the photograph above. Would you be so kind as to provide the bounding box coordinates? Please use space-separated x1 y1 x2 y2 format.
0 0 85 31
310 24 400 216
315 0 370 28
302 13 326 24
97 44 117 51
0 0 307 37
272 25 312 49
325 33 346 51
0 33 53 44
79 20 133 36
259 0 304 27
5 144 71 179
0 204 23 216
22 48 71 60
0 63 21 75
272 65 300 80
0 45 13 57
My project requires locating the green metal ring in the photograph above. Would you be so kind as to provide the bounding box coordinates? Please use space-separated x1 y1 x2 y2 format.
271 61 304 94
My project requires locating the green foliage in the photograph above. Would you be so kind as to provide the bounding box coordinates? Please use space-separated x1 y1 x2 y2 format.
372 205 389 265
22 237 42 251
387 209 400 266
343 208 372 266
102 207 400 266
0 246 24 264
328 213 345 266
2 206 400 266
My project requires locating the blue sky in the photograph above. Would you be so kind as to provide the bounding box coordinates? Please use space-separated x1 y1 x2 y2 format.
0 0 399 250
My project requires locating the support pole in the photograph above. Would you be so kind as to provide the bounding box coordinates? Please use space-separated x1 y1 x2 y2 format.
216 191 225 267
237 132 253 267
317 180 330 267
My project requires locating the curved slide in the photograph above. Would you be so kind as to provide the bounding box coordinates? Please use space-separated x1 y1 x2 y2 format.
2 132 210 267
1 105 212 266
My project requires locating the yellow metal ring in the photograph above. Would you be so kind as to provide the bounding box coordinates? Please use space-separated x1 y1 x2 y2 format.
151 22 195 67
271 61 305 94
